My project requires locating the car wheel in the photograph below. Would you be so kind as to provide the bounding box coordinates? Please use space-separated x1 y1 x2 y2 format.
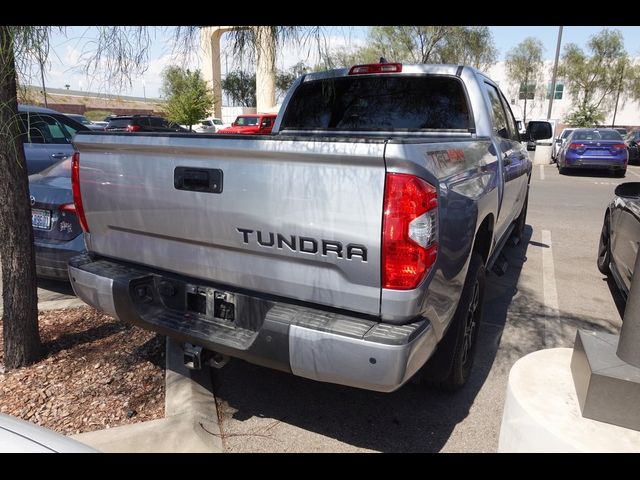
419 253 485 392
615 169 626 178
559 166 568 175
597 214 611 275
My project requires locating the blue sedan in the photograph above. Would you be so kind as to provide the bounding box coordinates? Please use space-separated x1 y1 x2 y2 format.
557 128 628 177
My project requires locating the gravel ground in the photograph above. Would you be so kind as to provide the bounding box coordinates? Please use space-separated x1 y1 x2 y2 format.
0 306 165 435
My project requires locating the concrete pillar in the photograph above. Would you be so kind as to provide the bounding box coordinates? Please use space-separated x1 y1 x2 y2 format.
254 26 277 113
200 26 233 120
617 250 640 368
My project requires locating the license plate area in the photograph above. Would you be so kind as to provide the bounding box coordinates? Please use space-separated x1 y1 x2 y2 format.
32 208 51 230
186 285 236 323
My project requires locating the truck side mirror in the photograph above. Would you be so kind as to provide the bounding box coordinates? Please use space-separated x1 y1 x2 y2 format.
526 121 553 141
614 182 640 198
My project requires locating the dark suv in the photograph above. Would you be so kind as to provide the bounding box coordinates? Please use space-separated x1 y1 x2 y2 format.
105 115 190 133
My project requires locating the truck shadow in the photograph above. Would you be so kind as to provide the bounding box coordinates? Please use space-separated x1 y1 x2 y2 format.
209 225 620 452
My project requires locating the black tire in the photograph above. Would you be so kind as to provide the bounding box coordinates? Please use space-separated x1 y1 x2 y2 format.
597 214 611 275
420 253 486 392
614 169 626 178
511 191 529 245
559 166 568 175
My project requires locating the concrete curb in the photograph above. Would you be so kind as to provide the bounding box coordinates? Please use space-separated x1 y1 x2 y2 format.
71 338 223 453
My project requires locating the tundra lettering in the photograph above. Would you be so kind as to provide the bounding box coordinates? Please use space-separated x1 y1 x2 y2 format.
236 228 368 261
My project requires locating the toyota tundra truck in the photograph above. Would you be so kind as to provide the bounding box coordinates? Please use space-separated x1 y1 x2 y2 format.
68 63 546 392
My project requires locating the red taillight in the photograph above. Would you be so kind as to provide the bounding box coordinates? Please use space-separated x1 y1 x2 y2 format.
126 124 141 132
71 152 89 233
349 63 403 75
569 143 584 150
59 203 76 213
382 173 438 290
612 144 626 150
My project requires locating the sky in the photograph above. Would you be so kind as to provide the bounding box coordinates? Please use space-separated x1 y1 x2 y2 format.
26 26 640 100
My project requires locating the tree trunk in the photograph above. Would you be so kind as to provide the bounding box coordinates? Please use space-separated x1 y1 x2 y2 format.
0 26 42 368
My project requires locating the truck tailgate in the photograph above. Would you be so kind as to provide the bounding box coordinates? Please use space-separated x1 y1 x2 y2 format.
74 133 386 316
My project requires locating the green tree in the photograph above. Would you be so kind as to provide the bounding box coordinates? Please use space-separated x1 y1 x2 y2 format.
221 71 256 107
275 62 309 98
505 37 545 124
161 66 214 130
564 104 605 127
321 26 497 71
557 29 628 116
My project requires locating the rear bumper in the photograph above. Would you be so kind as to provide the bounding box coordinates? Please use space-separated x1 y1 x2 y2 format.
565 156 627 169
68 254 437 392
35 235 85 280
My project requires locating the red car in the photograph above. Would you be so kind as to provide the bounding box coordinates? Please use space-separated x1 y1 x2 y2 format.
217 113 277 135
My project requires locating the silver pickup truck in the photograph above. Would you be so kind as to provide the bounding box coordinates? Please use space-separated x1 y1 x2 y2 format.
68 63 547 392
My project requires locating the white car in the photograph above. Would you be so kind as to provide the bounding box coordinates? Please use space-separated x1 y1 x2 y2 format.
552 128 575 162
0 413 97 452
181 118 229 133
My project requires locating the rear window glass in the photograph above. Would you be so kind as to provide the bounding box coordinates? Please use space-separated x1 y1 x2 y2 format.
573 130 622 141
281 75 471 131
108 118 132 128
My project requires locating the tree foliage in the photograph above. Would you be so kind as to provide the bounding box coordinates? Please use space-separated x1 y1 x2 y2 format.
564 104 605 127
275 62 309 98
557 29 628 113
322 26 498 71
504 37 545 123
221 70 256 107
161 66 214 128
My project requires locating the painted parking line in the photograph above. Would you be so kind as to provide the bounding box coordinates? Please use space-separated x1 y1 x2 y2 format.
539 165 545 180
541 229 559 347
627 169 640 179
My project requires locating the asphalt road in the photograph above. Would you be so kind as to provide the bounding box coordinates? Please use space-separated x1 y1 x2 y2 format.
210 159 637 452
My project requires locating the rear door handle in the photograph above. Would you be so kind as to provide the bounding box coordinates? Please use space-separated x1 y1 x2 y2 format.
174 167 223 193
51 153 68 159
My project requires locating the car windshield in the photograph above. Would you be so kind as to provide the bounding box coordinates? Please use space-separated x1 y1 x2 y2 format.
108 118 133 128
235 116 259 126
572 130 622 141
213 119 223 125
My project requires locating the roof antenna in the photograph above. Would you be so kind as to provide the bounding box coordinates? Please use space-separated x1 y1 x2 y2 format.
379 56 388 64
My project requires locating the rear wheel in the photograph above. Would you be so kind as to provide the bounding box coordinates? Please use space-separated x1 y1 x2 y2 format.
420 253 485 392
614 169 626 178
559 166 568 175
597 214 611 275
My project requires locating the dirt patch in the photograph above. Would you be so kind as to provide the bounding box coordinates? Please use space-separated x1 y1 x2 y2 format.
0 306 165 435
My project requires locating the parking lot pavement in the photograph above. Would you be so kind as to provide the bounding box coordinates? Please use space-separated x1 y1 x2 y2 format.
209 161 635 453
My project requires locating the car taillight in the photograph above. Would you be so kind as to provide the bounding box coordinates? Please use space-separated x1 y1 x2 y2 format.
569 143 585 150
349 63 402 75
126 124 141 132
71 152 89 233
612 144 626 150
382 173 438 290
59 203 76 213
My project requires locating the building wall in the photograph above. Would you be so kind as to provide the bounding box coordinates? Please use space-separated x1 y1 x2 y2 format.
485 60 640 131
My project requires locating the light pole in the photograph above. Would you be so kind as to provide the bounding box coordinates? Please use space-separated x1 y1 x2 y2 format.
547 26 563 120
38 52 48 108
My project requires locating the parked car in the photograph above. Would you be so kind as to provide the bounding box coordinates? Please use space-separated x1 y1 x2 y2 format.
551 128 575 162
65 114 105 131
29 156 84 280
105 115 190 133
70 63 548 393
557 128 628 176
598 182 640 299
217 113 277 135
624 130 640 165
0 413 96 452
18 105 90 175
182 118 229 133
614 127 628 138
